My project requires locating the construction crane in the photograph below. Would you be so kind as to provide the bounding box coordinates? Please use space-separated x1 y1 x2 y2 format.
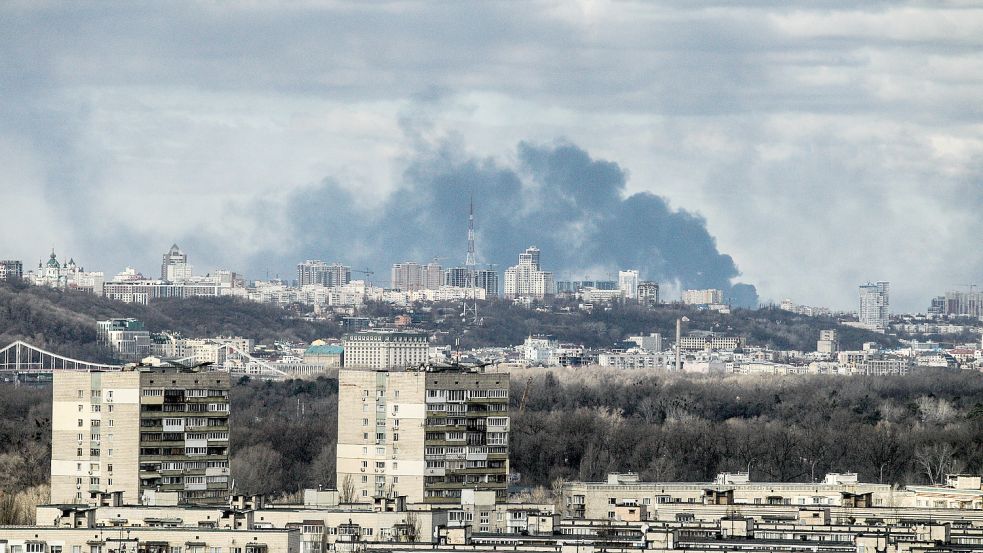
351 268 375 285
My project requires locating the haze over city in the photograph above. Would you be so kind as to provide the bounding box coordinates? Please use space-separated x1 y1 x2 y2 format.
3 2 983 311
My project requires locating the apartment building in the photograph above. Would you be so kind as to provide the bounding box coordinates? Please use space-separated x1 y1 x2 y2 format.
681 289 724 305
342 330 430 369
50 368 231 506
678 332 742 352
503 246 555 300
0 259 23 281
336 367 510 506
859 281 890 332
297 260 351 287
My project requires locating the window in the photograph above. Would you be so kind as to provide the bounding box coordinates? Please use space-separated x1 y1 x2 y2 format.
393 433 399 441
77 448 83 457
362 418 368 426
108 405 113 413
78 419 84 427
91 404 101 413
361 475 368 483
362 460 368 468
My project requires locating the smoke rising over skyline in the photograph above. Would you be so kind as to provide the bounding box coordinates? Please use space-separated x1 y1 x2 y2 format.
244 139 756 305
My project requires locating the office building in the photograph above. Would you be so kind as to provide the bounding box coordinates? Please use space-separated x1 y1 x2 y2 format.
0 259 23 281
336 366 509 505
161 243 192 282
343 330 430 369
637 281 659 306
618 270 639 300
97 318 152 360
297 260 352 287
503 246 555 300
859 281 890 332
681 289 724 305
50 368 231 506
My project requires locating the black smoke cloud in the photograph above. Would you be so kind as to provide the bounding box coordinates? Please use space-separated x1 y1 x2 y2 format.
254 140 758 307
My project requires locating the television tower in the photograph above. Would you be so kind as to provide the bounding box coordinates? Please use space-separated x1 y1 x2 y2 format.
462 194 479 325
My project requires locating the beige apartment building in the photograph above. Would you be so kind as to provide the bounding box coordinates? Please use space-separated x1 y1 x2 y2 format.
51 368 231 506
336 367 509 507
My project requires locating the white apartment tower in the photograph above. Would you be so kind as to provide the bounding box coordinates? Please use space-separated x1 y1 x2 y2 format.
503 246 555 300
618 270 639 300
859 281 890 332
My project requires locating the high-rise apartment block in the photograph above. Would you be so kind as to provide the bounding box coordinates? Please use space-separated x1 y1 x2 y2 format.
638 281 659 306
336 367 510 505
618 270 639 300
859 281 890 332
818 329 839 354
503 246 555 300
0 259 23 281
297 260 351 287
161 244 192 282
343 330 430 369
51 368 231 506
681 289 724 305
391 262 443 291
445 267 499 298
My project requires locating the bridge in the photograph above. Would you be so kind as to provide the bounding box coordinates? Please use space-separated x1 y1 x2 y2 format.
0 340 294 380
0 340 121 373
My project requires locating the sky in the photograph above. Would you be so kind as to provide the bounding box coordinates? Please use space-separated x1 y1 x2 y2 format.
2 1 983 311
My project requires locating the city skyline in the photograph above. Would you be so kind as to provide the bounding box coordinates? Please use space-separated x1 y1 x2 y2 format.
3 3 983 312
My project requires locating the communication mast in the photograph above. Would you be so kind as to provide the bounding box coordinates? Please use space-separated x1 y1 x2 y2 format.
462 194 479 325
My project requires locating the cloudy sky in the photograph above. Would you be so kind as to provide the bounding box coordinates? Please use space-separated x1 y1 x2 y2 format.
2 1 982 311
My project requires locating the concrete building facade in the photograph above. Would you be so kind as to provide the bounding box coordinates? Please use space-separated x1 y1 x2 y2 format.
50 368 231 506
343 330 430 369
336 367 509 507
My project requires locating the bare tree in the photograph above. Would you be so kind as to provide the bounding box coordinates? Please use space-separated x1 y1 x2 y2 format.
340 474 357 503
915 443 959 485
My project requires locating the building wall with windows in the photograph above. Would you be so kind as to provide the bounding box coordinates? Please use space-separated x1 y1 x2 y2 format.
337 368 510 507
342 331 430 369
51 369 231 506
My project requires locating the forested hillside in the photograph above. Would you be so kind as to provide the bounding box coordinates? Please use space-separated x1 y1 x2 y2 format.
0 280 341 362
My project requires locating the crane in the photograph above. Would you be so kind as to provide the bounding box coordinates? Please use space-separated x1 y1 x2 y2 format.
351 268 375 286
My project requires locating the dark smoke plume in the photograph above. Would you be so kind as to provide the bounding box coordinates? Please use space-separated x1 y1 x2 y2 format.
253 140 757 306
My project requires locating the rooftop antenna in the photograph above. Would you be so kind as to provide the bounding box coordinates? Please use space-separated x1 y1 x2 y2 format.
462 193 479 325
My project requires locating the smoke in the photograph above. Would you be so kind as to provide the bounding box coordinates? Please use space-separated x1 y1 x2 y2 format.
253 139 757 306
